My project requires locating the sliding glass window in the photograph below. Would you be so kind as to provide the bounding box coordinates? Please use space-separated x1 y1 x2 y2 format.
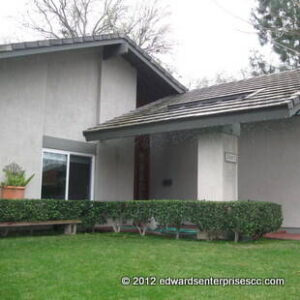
41 149 94 200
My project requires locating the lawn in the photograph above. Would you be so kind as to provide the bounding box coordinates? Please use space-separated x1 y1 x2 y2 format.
0 233 299 300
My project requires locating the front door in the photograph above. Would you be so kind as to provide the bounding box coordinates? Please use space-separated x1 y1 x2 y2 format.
134 136 150 200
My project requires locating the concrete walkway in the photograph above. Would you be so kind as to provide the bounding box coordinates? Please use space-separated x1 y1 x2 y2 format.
264 231 300 241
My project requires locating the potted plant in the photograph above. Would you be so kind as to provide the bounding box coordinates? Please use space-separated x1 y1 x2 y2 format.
0 162 34 199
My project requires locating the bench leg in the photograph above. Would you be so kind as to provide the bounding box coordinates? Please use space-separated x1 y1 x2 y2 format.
72 224 77 235
64 224 77 235
64 224 72 235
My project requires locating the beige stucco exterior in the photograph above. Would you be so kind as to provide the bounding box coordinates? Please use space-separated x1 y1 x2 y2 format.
239 117 300 228
149 120 300 229
150 132 198 200
0 44 299 229
197 131 238 201
96 56 137 201
149 130 238 202
0 48 136 201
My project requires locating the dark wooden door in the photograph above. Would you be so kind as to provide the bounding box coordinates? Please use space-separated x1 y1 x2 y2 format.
134 136 150 200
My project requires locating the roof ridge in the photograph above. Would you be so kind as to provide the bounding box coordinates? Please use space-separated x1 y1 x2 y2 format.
0 33 124 49
84 66 300 139
0 34 187 93
188 68 300 94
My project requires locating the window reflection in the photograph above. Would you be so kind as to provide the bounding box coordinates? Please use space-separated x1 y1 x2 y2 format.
42 152 67 199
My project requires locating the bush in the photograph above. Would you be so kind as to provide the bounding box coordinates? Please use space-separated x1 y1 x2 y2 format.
97 201 130 233
125 200 155 236
226 200 283 242
0 199 100 229
0 199 282 241
154 200 190 239
188 201 230 240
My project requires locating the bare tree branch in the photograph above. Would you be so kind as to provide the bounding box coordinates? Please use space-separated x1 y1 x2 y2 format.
23 0 173 56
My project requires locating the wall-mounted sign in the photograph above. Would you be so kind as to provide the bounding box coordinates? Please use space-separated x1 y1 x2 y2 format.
224 152 238 163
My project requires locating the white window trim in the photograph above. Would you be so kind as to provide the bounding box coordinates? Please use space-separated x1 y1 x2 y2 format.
42 148 95 201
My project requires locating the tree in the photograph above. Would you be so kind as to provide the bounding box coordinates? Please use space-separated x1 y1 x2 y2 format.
23 0 172 56
248 50 281 76
188 71 250 90
251 0 300 68
190 73 237 89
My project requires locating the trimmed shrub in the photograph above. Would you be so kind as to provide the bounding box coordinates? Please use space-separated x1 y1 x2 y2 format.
0 199 101 229
0 199 283 241
154 200 190 239
125 200 155 236
96 201 130 233
226 200 283 242
188 201 230 240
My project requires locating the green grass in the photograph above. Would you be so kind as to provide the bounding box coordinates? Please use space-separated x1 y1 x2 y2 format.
0 233 299 300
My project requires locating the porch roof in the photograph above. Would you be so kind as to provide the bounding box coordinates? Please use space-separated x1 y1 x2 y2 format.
84 69 300 141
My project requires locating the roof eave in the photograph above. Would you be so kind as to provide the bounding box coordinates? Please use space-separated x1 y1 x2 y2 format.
0 37 187 94
84 103 292 141
126 43 186 94
0 38 123 59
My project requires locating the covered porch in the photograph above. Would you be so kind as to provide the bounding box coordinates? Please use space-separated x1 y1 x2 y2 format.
88 118 300 232
93 126 239 202
84 98 297 202
84 71 300 231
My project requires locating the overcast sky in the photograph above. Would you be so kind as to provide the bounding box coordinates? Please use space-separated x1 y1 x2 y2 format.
0 0 276 85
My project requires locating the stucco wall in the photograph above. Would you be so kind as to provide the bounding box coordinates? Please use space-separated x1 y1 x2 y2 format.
197 131 238 201
99 56 137 123
149 132 198 200
222 133 238 201
0 56 48 198
150 130 238 201
44 50 100 141
239 117 300 228
95 138 135 201
0 49 136 200
95 56 137 201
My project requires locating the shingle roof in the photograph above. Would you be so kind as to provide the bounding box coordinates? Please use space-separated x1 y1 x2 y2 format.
0 34 186 94
84 69 300 140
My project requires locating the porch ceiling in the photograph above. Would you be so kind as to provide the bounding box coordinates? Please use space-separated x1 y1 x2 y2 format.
84 69 300 141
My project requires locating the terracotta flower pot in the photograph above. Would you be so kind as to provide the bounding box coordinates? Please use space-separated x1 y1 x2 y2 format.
1 186 25 199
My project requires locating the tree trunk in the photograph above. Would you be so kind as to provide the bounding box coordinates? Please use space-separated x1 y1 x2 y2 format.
136 226 142 236
112 222 121 233
112 223 117 233
234 231 239 243
142 227 147 236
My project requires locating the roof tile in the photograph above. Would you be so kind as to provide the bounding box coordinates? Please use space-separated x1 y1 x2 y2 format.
85 69 300 135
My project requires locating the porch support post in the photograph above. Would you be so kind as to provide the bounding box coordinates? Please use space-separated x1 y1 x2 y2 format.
197 125 239 201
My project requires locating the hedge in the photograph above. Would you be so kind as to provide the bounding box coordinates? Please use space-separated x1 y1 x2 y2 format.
0 199 102 229
0 199 283 242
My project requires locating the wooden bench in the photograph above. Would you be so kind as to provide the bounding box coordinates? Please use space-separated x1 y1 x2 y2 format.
0 220 81 237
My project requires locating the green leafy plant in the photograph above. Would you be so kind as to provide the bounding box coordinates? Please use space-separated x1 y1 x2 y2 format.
100 201 130 233
127 201 155 236
0 199 99 229
0 199 283 242
1 162 35 187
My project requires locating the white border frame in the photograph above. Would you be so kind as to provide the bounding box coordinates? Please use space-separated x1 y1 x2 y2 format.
42 148 95 201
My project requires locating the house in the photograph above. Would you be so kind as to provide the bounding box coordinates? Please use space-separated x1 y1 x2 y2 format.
0 35 300 232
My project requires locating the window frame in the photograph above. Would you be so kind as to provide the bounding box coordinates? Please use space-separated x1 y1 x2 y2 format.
41 148 95 201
